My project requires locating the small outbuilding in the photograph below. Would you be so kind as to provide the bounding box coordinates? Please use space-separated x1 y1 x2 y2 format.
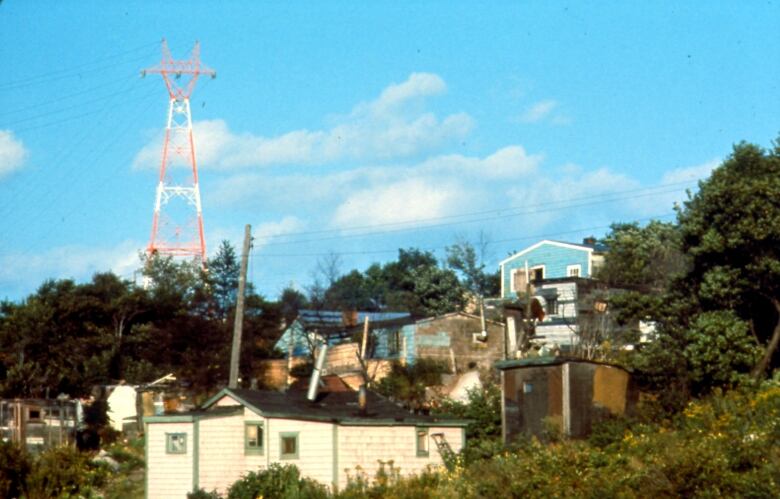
496 357 636 441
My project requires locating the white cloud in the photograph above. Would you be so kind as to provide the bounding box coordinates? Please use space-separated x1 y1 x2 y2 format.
0 130 28 178
205 216 306 257
517 99 571 125
420 146 543 179
132 73 472 170
253 216 306 248
0 240 144 296
369 72 446 115
661 158 719 184
209 146 543 213
519 100 557 123
332 178 462 228
506 167 640 230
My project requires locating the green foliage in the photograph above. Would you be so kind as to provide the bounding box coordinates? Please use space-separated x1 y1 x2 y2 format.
436 383 502 444
188 489 221 499
446 239 500 298
597 221 686 292
207 240 241 319
677 138 780 377
226 463 329 499
684 310 762 390
97 438 146 499
0 441 30 499
338 384 780 498
314 248 468 316
375 360 448 410
25 445 110 499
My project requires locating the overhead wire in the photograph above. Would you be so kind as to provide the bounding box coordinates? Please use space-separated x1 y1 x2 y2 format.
251 182 692 248
252 213 677 259
0 74 155 219
0 41 158 91
245 213 679 295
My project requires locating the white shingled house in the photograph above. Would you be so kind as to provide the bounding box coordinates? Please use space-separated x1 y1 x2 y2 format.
144 379 467 498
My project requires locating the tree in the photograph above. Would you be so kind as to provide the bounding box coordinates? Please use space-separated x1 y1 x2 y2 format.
677 139 780 378
278 287 308 327
323 270 375 311
597 221 686 293
591 221 687 354
207 240 240 319
446 236 500 298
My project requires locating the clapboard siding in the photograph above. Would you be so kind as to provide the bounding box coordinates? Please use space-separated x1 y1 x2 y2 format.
501 241 592 298
198 412 254 493
268 418 335 485
146 422 194 499
336 425 464 490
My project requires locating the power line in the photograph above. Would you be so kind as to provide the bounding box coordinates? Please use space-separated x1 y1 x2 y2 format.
0 41 158 91
253 213 676 258
251 183 691 248
252 180 696 244
0 83 150 129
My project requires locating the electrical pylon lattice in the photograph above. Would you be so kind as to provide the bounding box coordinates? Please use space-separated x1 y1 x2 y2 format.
143 39 215 264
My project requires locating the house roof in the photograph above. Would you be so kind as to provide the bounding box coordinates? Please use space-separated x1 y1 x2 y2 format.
288 374 353 393
202 386 468 427
494 356 629 372
499 240 596 267
290 310 413 335
414 311 504 327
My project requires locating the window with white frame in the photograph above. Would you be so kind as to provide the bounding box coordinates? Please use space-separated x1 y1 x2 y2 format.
567 264 581 277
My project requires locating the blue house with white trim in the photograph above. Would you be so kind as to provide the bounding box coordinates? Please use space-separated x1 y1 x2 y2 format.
499 239 606 349
499 239 604 299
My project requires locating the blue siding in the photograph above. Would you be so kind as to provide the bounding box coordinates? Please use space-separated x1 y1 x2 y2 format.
402 324 416 365
501 242 590 299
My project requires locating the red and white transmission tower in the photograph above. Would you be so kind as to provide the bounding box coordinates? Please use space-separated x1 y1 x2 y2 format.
143 40 215 264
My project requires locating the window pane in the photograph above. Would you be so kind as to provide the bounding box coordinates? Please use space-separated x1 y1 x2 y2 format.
166 433 186 454
416 429 429 456
283 437 296 454
247 426 258 446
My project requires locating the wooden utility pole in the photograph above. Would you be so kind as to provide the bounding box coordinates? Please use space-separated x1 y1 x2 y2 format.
229 224 252 389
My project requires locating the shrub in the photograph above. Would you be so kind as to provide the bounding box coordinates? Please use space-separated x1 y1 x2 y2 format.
25 445 109 499
188 489 221 499
227 463 328 499
0 441 30 499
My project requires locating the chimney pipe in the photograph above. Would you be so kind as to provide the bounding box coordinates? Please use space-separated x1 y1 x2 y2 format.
307 343 328 401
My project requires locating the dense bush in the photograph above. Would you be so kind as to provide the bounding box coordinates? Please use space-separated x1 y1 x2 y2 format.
24 445 110 499
197 379 778 498
375 359 449 410
0 441 30 499
227 463 329 499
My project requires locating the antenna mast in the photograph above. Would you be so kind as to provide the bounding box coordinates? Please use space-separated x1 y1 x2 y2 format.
143 39 215 264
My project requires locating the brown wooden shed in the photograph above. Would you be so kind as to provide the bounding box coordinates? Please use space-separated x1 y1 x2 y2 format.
496 357 636 441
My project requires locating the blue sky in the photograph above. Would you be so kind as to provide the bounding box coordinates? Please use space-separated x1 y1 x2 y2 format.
1 1 778 301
